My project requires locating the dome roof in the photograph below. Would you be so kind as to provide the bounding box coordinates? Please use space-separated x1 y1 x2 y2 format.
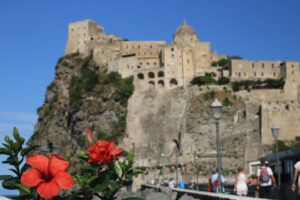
174 20 196 36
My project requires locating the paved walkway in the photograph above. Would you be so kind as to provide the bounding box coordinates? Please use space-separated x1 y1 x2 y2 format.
142 184 271 200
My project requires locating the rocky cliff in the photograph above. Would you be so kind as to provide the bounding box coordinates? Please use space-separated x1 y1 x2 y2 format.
29 52 133 171
123 85 261 184
30 53 262 180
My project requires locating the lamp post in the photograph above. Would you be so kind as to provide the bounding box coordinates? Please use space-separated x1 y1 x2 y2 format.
194 155 199 190
161 153 165 185
271 124 280 188
211 99 223 193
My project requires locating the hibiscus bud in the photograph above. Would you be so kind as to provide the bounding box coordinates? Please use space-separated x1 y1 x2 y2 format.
86 128 93 144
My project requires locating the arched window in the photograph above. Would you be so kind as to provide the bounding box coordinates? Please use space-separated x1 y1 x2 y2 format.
158 80 164 87
158 71 164 77
137 73 144 80
148 72 155 78
148 81 155 89
170 78 178 86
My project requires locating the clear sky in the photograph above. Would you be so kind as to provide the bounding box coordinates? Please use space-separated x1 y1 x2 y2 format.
0 0 300 195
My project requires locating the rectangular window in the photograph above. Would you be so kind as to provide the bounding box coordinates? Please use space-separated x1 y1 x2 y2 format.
262 63 264 68
292 71 294 74
272 63 274 68
244 72 246 76
273 72 276 77
154 62 157 67
292 65 294 68
150 45 152 48
138 45 140 48
252 63 254 68
238 72 241 77
187 59 189 64
261 72 264 77
132 45 134 48
171 54 175 59
254 72 256 77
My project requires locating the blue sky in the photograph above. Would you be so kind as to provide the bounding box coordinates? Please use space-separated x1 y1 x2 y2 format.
0 0 300 195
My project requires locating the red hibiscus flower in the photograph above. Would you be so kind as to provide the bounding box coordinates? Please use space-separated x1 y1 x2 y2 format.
86 128 93 144
21 154 74 199
88 140 123 165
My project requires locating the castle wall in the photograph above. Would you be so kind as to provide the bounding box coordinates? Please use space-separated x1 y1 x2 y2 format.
194 42 211 68
231 59 282 81
121 41 165 59
261 101 300 145
237 89 298 104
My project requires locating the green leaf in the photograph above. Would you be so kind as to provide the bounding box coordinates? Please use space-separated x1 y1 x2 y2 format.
119 160 126 173
13 127 20 141
122 198 144 200
4 135 12 144
20 145 39 157
66 151 71 161
0 147 12 155
21 164 31 174
81 165 98 172
13 140 23 153
2 177 19 190
2 155 17 165
79 151 89 159
73 175 84 185
91 173 111 193
87 175 98 184
2 143 12 151
15 183 30 194
8 168 19 176
0 175 13 181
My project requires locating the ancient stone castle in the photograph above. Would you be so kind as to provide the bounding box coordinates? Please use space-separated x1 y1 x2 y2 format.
65 19 299 93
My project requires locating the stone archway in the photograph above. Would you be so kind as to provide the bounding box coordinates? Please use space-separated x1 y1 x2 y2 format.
158 80 164 88
137 73 144 80
158 71 164 77
170 78 178 87
148 81 155 89
148 72 155 78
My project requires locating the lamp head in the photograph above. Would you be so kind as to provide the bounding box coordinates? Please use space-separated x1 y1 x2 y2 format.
211 99 223 120
271 124 280 139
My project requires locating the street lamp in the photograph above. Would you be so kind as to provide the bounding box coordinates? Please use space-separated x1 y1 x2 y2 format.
211 99 223 193
194 155 199 190
271 124 280 188
161 153 165 185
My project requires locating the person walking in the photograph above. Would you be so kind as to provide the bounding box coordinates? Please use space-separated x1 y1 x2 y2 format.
233 167 249 196
256 161 276 198
208 168 226 193
168 178 175 189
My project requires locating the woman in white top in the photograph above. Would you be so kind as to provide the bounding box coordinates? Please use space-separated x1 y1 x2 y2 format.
234 167 249 196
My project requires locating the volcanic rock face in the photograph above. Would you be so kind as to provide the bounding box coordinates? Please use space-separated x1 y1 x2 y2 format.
123 85 261 183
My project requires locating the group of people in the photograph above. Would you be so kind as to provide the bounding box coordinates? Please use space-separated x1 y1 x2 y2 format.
208 161 276 198
149 160 300 198
208 160 300 199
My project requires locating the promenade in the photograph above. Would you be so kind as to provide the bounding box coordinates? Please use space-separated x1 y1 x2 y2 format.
141 184 274 200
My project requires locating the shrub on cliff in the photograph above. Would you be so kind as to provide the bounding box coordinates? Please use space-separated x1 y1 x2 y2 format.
217 77 230 85
191 76 217 86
